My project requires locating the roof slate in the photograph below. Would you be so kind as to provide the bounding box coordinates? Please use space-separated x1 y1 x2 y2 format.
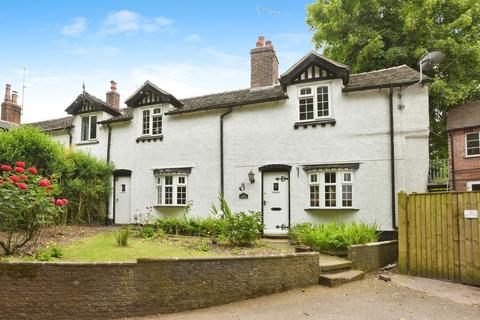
166 85 288 115
447 99 480 131
0 119 18 130
344 65 429 92
26 116 74 132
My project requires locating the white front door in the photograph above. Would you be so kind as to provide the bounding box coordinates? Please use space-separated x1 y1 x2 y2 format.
263 171 289 235
115 176 131 224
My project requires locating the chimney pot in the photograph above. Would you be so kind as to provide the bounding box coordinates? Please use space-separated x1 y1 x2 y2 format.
265 40 272 47
4 83 11 102
11 91 18 104
110 80 117 91
256 36 265 48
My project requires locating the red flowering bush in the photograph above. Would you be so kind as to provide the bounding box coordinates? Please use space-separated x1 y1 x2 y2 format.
0 161 68 255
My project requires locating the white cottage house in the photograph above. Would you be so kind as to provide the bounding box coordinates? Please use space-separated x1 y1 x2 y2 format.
25 36 430 235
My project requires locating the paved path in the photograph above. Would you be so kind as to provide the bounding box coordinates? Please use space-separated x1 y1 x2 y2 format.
125 276 479 320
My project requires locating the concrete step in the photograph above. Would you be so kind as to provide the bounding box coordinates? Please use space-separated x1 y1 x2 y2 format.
319 254 352 273
318 270 365 288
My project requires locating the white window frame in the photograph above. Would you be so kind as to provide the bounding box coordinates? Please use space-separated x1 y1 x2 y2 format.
156 174 188 206
466 181 480 191
298 83 332 121
308 170 354 209
142 106 163 136
80 114 97 141
465 132 480 157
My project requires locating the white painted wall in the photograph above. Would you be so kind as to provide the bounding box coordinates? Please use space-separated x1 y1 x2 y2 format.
44 80 429 231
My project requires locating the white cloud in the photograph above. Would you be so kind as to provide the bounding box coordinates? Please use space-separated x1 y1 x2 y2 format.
62 17 87 36
184 33 201 43
102 46 120 57
100 10 173 35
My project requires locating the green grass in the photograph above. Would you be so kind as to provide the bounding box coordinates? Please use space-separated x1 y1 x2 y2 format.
59 232 216 262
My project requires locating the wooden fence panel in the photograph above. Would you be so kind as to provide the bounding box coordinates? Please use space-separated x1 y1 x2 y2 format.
398 191 480 286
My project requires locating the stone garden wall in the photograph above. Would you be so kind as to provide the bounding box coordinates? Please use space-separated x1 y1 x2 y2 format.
0 252 319 320
348 240 398 272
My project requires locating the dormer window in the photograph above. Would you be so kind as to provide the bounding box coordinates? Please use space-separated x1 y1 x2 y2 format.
142 107 162 136
298 85 330 121
81 115 97 141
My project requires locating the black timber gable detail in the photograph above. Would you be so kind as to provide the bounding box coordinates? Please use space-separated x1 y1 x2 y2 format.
125 81 183 109
65 92 121 116
280 52 350 88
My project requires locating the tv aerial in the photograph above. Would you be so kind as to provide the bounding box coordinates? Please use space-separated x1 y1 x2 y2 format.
417 51 445 84
256 2 292 17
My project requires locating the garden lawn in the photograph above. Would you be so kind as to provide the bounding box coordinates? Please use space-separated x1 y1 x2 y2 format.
60 232 216 262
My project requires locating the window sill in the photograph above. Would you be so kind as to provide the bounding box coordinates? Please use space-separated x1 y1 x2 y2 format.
305 207 359 212
294 118 336 129
136 135 163 143
153 204 187 208
76 140 99 145
464 154 480 158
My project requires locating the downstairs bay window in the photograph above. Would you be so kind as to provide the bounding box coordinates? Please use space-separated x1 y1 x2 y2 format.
156 175 187 206
308 171 354 209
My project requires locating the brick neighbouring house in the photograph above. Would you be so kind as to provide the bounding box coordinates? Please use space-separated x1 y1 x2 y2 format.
0 84 21 130
447 99 480 191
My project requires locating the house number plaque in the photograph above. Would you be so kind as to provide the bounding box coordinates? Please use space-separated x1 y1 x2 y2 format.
239 192 248 200
464 210 478 219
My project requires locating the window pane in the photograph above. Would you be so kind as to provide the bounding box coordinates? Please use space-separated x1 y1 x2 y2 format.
177 186 187 205
343 172 352 182
342 185 353 207
89 116 97 139
152 115 162 135
299 98 314 120
310 174 317 183
467 148 480 156
81 116 89 141
317 86 329 117
165 176 173 185
300 88 312 95
310 185 319 207
142 110 150 135
165 186 173 204
325 172 336 184
325 185 336 207
467 140 479 148
153 107 162 114
178 176 186 184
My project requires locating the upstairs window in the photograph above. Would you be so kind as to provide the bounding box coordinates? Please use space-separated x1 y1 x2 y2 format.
81 115 97 141
466 132 480 156
298 85 330 121
308 171 354 209
156 175 188 206
142 107 162 136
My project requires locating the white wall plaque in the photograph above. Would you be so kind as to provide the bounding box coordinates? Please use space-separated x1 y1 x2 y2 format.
464 210 478 219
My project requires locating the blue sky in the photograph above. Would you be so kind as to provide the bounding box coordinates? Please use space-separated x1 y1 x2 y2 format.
0 1 316 122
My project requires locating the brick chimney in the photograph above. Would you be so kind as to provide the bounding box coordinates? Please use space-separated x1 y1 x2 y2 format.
1 84 21 124
250 36 279 88
106 80 120 108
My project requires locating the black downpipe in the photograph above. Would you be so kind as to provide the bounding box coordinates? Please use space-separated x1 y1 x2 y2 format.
68 128 73 146
220 108 233 195
105 124 112 225
449 132 456 190
389 88 397 229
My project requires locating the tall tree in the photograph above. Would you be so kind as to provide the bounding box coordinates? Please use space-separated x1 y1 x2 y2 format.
307 0 480 158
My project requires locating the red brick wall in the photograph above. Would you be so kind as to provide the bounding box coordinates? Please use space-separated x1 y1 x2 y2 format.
0 253 319 320
449 128 480 191
0 101 21 124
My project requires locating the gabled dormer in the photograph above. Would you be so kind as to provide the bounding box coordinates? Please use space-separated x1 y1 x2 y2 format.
65 91 122 116
125 81 183 143
280 51 350 88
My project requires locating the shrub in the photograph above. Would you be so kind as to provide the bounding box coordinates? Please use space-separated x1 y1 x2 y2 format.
0 127 113 225
115 227 131 246
0 161 67 255
219 211 262 246
289 222 379 252
138 225 155 239
35 241 64 261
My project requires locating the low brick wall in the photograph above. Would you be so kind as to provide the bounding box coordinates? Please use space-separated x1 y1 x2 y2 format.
347 240 398 272
0 252 319 320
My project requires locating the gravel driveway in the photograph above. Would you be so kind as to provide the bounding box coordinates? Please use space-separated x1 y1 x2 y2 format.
124 275 479 320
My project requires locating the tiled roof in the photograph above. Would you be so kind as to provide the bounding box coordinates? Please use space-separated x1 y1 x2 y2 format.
26 116 74 132
0 119 18 130
98 108 133 124
166 85 288 115
447 99 480 131
344 65 429 92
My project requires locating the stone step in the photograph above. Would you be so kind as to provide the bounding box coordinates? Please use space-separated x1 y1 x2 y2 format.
319 254 352 273
318 270 365 287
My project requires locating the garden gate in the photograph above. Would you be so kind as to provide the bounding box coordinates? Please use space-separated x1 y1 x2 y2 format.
398 192 480 286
